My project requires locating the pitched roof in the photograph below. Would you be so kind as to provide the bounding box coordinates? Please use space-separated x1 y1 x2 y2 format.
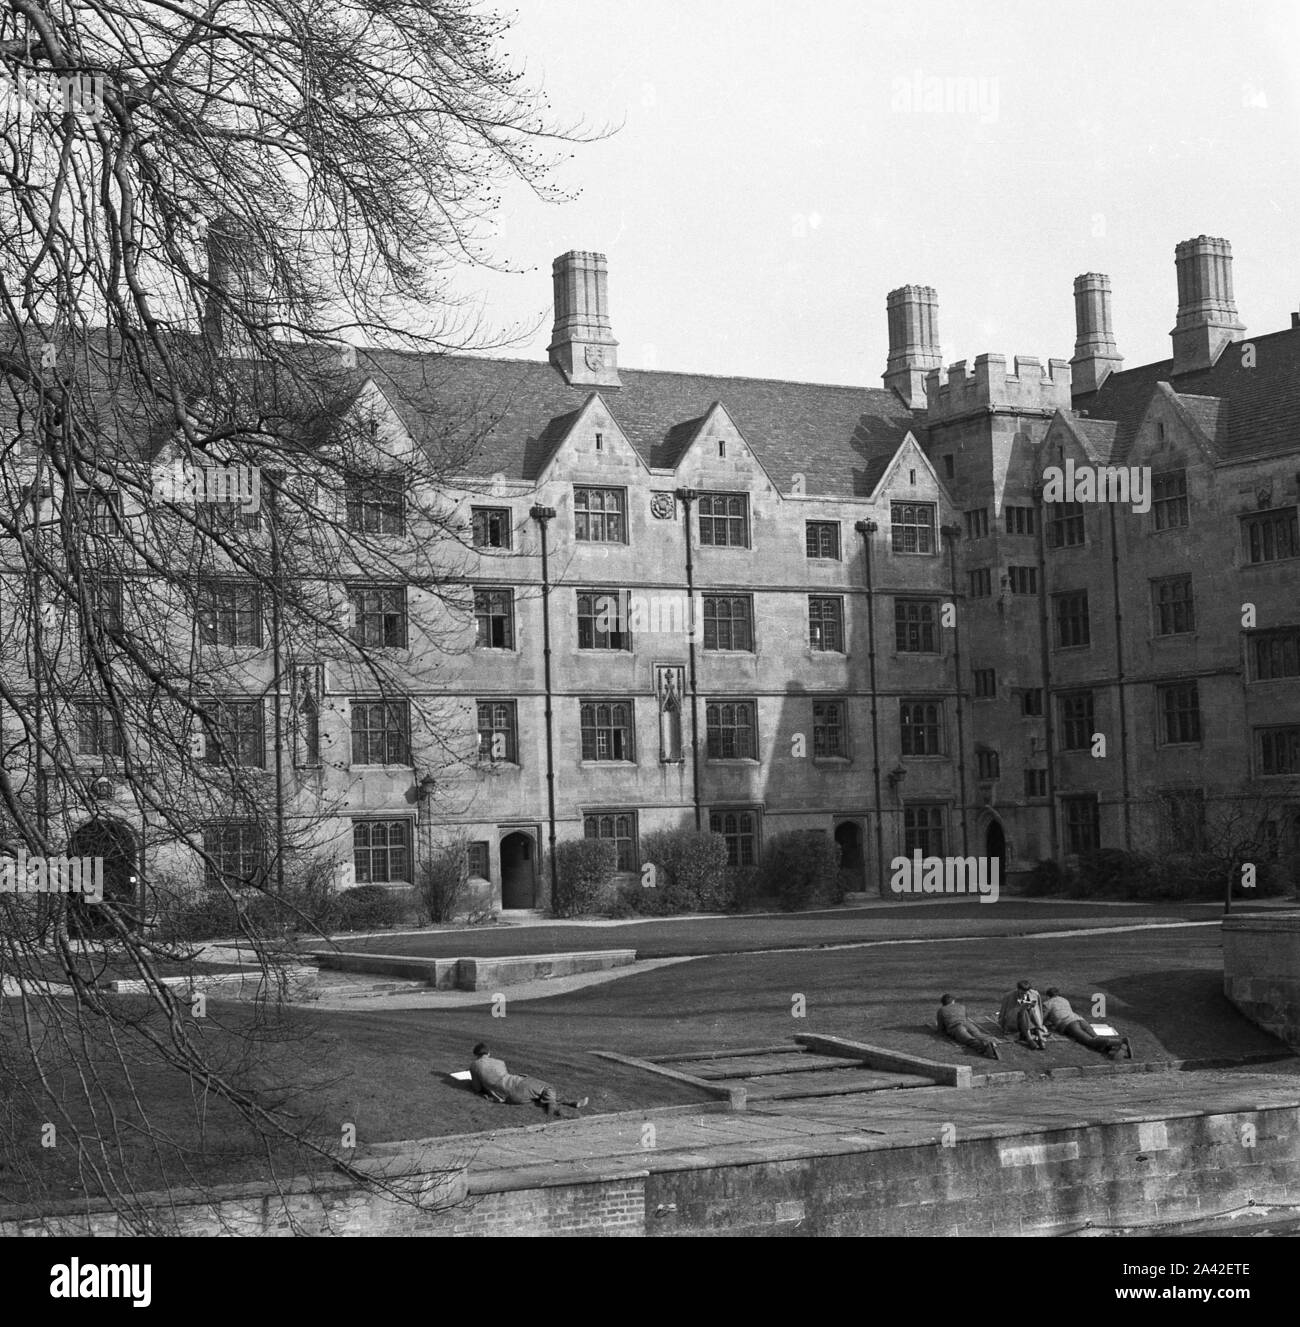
350 351 917 498
1072 325 1300 463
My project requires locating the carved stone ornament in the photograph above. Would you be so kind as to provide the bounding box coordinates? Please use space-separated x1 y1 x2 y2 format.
650 491 677 520
584 344 605 371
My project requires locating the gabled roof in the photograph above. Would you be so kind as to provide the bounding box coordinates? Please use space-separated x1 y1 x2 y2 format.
1045 412 1120 465
344 351 916 498
1072 324 1300 463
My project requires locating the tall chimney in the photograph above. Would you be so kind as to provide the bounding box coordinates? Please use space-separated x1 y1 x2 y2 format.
1170 235 1245 374
202 212 271 356
1070 273 1123 395
883 285 941 409
548 250 621 387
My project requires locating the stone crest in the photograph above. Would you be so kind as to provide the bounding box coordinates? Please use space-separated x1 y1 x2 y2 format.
650 491 676 520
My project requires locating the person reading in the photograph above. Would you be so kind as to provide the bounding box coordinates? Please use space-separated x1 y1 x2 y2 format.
998 979 1049 1049
1042 989 1132 1059
468 1043 589 1119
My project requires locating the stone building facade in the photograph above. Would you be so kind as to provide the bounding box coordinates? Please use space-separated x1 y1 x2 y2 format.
3 235 1298 912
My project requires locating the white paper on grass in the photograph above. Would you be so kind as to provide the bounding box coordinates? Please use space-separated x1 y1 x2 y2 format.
449 1070 473 1081
1091 1024 1119 1037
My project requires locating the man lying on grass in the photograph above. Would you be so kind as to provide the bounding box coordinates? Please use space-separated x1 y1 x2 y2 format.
468 1043 589 1119
1042 989 1133 1060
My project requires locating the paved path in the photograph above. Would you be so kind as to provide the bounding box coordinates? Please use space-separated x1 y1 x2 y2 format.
354 1067 1300 1193
286 899 1295 964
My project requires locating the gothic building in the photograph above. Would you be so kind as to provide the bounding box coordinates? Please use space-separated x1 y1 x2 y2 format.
331 236 1299 907
4 236 1298 912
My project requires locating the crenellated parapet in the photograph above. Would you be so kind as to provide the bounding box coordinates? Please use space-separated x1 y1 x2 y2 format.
923 353 1072 421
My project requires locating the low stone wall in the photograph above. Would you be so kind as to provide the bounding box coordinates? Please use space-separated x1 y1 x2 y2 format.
6 1101 1297 1237
1223 912 1300 1049
313 949 637 990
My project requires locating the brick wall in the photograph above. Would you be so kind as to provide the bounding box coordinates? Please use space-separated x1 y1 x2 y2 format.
5 1102 1298 1237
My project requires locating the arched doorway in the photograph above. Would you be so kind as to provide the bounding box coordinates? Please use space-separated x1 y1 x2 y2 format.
67 818 139 935
834 820 865 889
500 830 536 909
984 817 1008 883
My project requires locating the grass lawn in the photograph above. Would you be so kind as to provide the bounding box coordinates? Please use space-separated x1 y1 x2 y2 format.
293 898 1273 960
2 918 1294 1210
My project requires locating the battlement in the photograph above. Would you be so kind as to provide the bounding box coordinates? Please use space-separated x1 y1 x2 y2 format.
923 353 1071 421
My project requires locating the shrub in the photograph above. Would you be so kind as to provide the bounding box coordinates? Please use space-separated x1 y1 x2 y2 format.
1021 859 1068 897
334 884 407 932
419 838 472 924
551 839 616 918
725 864 764 912
638 829 730 914
759 830 842 911
1075 849 1161 898
154 888 244 942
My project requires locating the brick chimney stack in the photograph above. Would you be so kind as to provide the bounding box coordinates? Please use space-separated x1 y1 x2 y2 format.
1170 236 1245 375
548 250 621 388
202 212 271 355
883 285 941 409
1070 273 1123 395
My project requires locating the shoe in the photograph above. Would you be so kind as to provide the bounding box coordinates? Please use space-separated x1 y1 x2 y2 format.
986 1044 1001 1061
1122 1037 1133 1060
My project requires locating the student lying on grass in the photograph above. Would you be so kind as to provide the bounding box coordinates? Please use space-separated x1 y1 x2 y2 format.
1041 989 1133 1059
468 1043 589 1119
936 993 1002 1060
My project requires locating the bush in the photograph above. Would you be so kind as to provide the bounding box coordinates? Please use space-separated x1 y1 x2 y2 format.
759 830 842 911
551 839 616 918
637 829 731 915
418 838 472 924
1021 859 1069 897
154 888 244 942
725 865 764 912
334 884 407 932
1074 849 1162 898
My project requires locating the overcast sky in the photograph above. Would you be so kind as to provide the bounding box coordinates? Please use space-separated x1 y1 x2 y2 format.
463 0 1300 388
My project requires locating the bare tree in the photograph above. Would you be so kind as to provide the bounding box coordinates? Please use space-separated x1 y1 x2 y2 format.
0 0 591 1230
1147 784 1297 914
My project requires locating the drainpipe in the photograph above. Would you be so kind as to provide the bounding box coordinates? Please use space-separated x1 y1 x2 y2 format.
1107 504 1133 850
530 506 560 908
855 521 886 894
1032 481 1060 861
268 470 286 895
941 523 969 856
674 489 703 830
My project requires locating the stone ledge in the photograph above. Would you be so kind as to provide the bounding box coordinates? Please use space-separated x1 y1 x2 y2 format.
313 949 637 990
104 967 317 996
793 1033 970 1087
